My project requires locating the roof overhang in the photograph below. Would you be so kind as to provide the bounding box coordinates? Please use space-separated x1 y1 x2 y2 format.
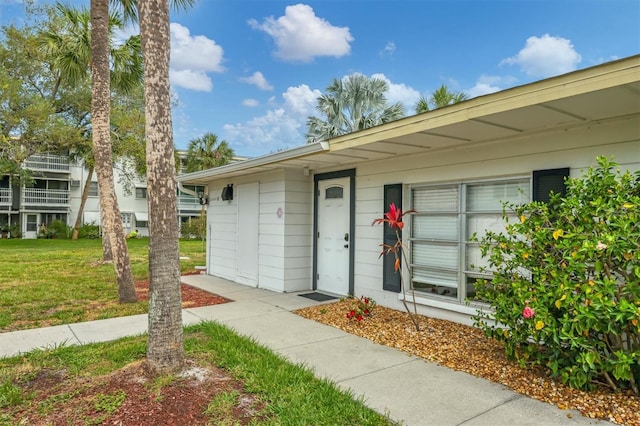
178 141 331 184
179 55 640 185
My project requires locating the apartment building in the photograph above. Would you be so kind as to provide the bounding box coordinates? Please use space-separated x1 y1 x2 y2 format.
0 153 204 239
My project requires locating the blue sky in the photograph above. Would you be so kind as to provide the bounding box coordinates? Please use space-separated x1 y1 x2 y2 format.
2 0 639 157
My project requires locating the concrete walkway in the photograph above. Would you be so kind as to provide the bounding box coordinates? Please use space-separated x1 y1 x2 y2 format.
1 274 610 426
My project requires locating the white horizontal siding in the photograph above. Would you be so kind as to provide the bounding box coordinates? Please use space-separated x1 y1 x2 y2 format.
282 169 313 292
206 186 238 282
346 117 640 320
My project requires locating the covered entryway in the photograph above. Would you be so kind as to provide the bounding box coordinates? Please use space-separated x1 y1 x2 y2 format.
24 213 38 239
314 170 355 296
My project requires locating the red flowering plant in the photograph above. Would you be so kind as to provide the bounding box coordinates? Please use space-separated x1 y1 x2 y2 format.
346 295 377 322
372 203 421 331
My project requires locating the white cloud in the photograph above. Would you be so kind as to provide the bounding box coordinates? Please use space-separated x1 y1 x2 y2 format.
466 75 517 98
223 109 303 155
243 99 259 107
223 84 321 156
221 74 421 157
501 34 582 78
239 71 274 91
371 73 420 112
170 69 213 91
282 84 321 116
248 4 353 62
379 41 396 58
170 23 224 91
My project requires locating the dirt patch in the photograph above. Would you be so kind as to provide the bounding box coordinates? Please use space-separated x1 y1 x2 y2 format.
8 360 269 425
294 299 640 426
135 275 231 309
2 278 247 425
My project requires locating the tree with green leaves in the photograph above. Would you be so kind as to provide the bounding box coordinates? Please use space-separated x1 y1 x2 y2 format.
414 84 468 113
184 132 234 173
0 14 83 177
306 73 405 143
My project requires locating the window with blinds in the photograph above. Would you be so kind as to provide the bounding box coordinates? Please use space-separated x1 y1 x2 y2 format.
410 179 529 302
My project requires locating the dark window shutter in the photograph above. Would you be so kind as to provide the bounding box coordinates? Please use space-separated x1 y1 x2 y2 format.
383 184 402 292
533 168 570 202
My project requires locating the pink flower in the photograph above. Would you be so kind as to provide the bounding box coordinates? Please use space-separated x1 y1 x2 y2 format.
523 306 535 319
596 241 608 250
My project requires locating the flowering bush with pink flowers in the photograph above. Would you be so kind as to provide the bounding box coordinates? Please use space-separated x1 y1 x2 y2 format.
473 157 639 395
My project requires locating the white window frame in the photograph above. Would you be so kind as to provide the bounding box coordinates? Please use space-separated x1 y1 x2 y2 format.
408 176 530 306
135 187 147 199
88 181 99 197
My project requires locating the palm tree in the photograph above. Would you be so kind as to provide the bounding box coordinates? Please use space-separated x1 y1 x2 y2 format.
90 0 137 302
185 132 234 172
306 73 405 143
414 84 468 113
138 0 192 373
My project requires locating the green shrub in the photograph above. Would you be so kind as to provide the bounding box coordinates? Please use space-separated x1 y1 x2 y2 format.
8 224 21 239
78 222 100 239
474 156 639 395
48 220 71 239
180 214 206 240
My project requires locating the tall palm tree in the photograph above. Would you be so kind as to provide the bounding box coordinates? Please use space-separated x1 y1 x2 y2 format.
414 84 468 113
90 0 137 302
138 0 192 373
40 2 142 298
185 132 234 172
88 0 193 372
306 73 405 143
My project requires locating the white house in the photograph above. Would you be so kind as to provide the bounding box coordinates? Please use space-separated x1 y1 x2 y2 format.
177 55 640 325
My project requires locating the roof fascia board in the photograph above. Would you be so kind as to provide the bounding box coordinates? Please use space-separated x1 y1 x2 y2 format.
329 55 640 151
177 141 329 182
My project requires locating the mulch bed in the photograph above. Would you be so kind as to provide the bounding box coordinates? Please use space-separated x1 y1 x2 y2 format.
134 272 231 308
294 299 640 426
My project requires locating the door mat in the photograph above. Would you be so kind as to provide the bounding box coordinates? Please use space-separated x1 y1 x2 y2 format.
298 292 338 302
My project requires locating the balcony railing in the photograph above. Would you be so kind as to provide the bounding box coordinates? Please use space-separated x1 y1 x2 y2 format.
0 188 10 205
23 154 70 172
178 194 202 211
23 188 69 205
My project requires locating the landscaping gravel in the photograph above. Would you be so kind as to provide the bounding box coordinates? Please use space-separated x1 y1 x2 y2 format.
294 299 639 426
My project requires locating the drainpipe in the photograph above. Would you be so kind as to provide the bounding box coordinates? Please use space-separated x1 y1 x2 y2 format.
177 181 206 198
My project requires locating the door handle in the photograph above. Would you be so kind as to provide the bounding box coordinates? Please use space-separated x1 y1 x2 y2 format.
344 233 349 241
344 244 349 248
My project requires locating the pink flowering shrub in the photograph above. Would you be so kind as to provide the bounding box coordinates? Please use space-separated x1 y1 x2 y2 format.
522 306 535 319
473 157 639 395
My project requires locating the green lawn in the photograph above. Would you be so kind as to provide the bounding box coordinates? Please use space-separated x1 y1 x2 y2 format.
0 238 392 425
0 322 391 425
0 238 206 331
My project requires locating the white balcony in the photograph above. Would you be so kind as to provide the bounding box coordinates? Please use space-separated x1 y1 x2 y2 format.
178 194 201 211
23 154 70 172
0 188 11 205
0 188 11 206
23 188 69 205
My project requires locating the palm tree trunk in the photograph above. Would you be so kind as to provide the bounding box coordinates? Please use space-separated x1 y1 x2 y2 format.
100 198 113 262
72 165 94 240
90 0 137 303
140 0 184 373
